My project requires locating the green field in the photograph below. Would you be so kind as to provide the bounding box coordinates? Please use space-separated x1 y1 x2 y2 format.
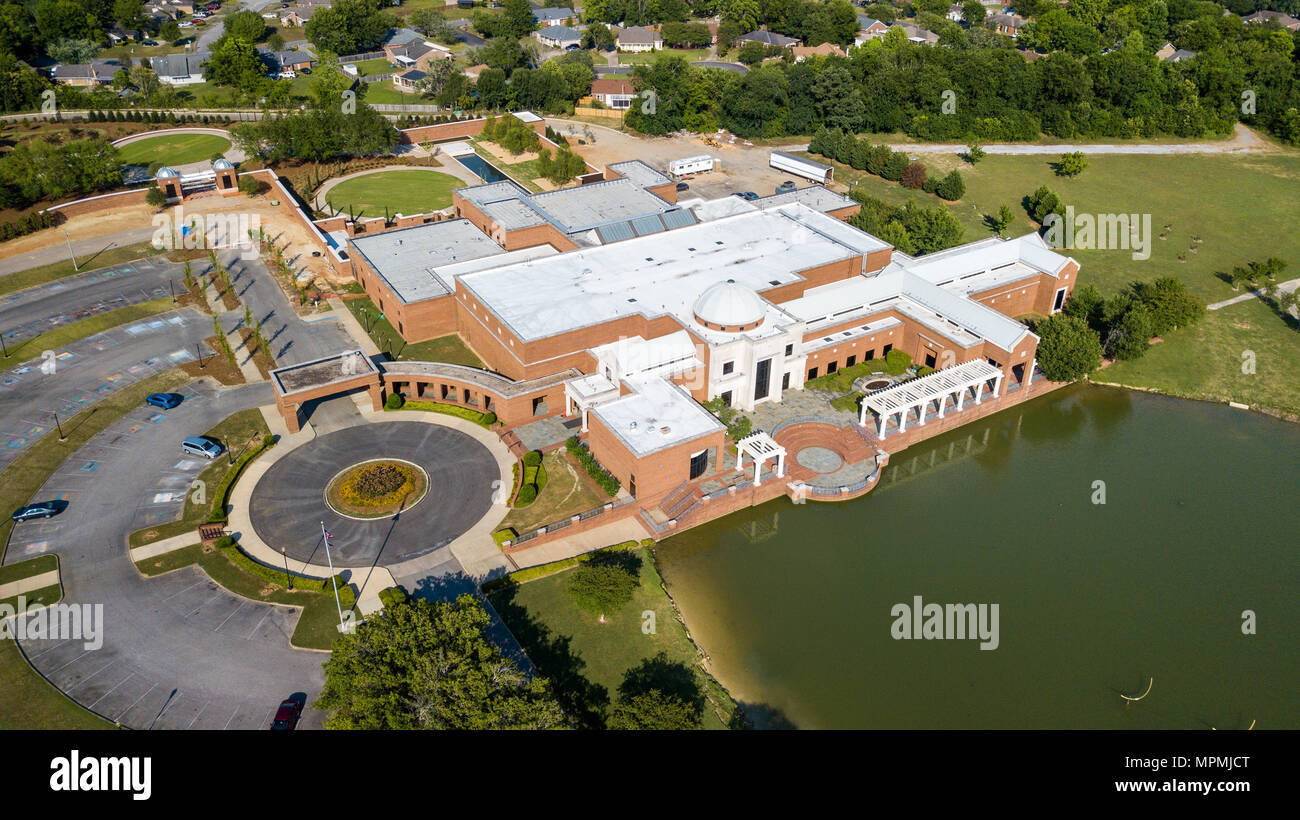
619 48 709 65
488 546 742 729
324 169 462 219
818 149 1300 413
342 295 484 364
360 79 422 105
116 132 232 166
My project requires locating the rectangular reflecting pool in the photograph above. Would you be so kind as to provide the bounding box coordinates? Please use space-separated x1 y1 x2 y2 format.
455 154 508 183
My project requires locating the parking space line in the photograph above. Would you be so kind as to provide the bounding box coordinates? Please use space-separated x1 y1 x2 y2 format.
245 608 274 640
87 671 136 709
185 588 227 617
66 659 121 694
214 600 247 632
113 682 158 721
160 578 208 602
185 698 210 730
25 635 80 660
222 705 241 730
49 647 94 674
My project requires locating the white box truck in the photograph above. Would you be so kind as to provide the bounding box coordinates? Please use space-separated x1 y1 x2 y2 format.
669 155 717 177
770 150 832 183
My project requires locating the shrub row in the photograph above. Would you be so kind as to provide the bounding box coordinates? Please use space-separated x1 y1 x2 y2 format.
206 435 275 524
565 437 619 496
481 539 653 592
85 110 234 125
389 399 496 428
214 536 356 607
809 128 965 201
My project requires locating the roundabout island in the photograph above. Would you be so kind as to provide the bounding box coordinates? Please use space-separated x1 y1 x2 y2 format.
248 422 501 568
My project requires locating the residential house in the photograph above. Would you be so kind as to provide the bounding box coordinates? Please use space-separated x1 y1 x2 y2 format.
946 4 964 22
589 77 636 109
1243 10 1300 30
1155 42 1196 62
393 68 427 92
51 59 122 87
617 25 662 52
150 51 209 85
279 0 330 27
854 17 889 45
534 6 581 27
891 23 940 45
534 25 584 49
735 29 800 48
271 51 316 72
384 37 455 71
988 13 1028 36
791 43 845 61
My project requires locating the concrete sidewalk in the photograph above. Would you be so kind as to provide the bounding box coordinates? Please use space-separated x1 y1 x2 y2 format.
0 569 60 600
129 532 200 563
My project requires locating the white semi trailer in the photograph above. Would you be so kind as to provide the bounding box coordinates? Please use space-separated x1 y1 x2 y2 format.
770 150 832 183
669 155 717 177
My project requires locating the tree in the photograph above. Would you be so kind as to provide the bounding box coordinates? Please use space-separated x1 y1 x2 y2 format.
1104 300 1153 360
0 139 121 202
1132 276 1204 337
583 22 615 51
46 37 100 64
0 52 50 113
992 203 1014 236
305 0 393 55
159 19 181 43
735 41 767 65
267 32 285 51
881 151 909 181
1033 314 1101 381
1055 150 1088 177
961 0 986 26
238 175 260 197
566 555 639 622
966 141 984 163
225 9 267 42
502 0 536 38
113 0 145 30
145 186 168 209
315 595 567 729
935 169 965 200
207 35 269 93
607 690 702 730
901 161 926 189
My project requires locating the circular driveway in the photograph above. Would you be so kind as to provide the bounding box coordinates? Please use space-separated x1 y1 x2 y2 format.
249 422 499 567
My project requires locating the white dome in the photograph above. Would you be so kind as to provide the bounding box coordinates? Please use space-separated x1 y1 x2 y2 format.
212 157 234 170
693 279 765 328
154 166 179 178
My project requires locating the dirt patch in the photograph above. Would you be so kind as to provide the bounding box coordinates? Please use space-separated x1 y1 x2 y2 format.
181 335 245 385
0 203 157 261
477 139 539 164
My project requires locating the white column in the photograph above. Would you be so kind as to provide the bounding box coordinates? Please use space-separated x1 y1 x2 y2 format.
737 448 745 471
937 393 947 418
581 407 588 433
565 393 573 417
898 408 908 432
877 411 887 439
776 452 785 478
993 373 1004 397
974 381 985 404
918 399 928 425
956 387 966 411
753 457 762 487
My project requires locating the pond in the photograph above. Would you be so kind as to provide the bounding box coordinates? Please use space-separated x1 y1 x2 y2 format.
655 384 1300 729
455 154 509 184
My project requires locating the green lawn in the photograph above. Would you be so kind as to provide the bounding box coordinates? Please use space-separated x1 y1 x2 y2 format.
342 295 483 365
488 546 743 729
819 149 1300 413
0 554 58 586
360 79 423 105
0 639 114 730
324 169 462 220
348 57 397 76
619 48 709 65
116 133 232 166
498 450 606 535
469 139 543 192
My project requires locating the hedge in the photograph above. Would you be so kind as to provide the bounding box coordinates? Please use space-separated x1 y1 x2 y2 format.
481 540 642 591
885 348 912 376
377 586 408 608
217 540 356 607
393 400 496 428
206 438 276 523
565 436 619 496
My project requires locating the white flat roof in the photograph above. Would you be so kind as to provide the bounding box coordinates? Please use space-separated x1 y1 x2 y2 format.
349 219 504 304
591 377 724 457
457 203 889 342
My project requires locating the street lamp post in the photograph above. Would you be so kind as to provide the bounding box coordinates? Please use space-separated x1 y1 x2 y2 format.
62 230 79 272
53 411 65 441
281 547 292 590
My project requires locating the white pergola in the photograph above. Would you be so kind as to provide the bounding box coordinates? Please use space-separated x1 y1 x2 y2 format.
736 431 786 487
860 360 1004 439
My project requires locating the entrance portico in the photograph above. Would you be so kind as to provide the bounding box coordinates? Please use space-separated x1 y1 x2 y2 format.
860 360 1003 439
564 373 620 432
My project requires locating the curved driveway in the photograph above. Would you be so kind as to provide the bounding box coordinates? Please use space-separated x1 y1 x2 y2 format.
249 422 499 567
10 379 328 730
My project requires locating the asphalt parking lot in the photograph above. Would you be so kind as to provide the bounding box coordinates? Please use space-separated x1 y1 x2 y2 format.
8 379 328 730
0 255 187 346
0 307 213 473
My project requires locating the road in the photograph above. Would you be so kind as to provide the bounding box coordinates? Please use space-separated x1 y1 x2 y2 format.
9 379 328 730
0 256 187 347
0 230 159 278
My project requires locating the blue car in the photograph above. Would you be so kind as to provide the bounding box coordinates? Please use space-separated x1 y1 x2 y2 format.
146 393 182 409
12 502 59 522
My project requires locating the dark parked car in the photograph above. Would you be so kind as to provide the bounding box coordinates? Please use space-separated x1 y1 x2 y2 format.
12 502 59 522
675 181 689 192
146 392 182 409
270 699 302 730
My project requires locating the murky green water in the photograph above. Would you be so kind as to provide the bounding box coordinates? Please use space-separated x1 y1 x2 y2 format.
655 385 1300 729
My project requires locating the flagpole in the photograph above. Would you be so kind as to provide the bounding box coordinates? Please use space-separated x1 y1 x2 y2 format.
321 521 346 630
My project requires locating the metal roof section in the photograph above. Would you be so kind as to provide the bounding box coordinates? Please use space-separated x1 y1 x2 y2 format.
348 219 505 304
595 208 699 244
526 178 675 234
608 159 672 188
454 180 531 208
